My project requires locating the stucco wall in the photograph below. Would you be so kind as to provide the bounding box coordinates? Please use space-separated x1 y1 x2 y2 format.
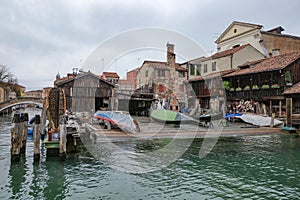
262 33 300 56
217 29 264 54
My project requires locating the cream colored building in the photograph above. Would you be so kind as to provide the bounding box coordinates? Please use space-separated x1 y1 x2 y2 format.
215 21 300 57
200 44 265 76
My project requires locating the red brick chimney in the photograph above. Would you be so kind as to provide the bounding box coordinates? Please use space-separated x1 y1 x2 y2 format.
166 43 176 69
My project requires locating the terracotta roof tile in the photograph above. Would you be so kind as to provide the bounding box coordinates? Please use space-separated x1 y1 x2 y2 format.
189 69 234 82
143 61 187 71
224 51 300 77
283 82 300 95
103 72 120 78
205 44 251 60
0 81 25 88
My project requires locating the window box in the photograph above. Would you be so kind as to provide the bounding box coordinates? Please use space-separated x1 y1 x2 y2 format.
235 87 242 91
244 86 250 91
229 88 235 92
252 85 259 90
271 84 280 89
261 85 270 89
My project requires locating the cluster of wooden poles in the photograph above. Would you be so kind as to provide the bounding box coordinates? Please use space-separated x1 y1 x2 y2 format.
10 113 41 162
10 112 69 162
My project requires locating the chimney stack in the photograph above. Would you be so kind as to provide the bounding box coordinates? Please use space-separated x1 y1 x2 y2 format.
166 43 176 68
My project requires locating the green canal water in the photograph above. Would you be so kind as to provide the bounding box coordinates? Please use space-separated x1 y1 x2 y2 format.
1 116 300 199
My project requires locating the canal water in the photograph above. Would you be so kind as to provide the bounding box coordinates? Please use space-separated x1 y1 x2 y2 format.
1 115 300 199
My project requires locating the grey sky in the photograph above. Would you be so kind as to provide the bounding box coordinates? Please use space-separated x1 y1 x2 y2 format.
1 0 299 90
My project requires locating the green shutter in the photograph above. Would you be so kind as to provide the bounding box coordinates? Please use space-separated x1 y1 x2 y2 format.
190 64 195 76
196 65 201 75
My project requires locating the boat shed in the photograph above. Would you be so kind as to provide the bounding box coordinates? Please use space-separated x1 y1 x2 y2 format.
55 71 115 113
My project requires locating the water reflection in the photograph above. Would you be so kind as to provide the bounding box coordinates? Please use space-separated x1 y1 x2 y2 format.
9 156 27 199
2 113 300 199
43 158 67 200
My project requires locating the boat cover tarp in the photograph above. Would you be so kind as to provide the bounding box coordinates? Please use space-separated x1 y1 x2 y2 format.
225 113 242 120
236 114 283 127
94 111 140 134
151 109 199 125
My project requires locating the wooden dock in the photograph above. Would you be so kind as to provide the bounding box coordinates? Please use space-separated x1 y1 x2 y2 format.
81 117 283 143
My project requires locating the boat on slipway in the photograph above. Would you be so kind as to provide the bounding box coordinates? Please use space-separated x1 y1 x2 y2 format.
235 114 283 127
94 111 140 134
150 109 201 125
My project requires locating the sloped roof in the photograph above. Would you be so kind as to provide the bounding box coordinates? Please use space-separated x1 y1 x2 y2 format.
189 69 234 82
56 71 115 87
261 30 300 40
103 72 120 78
205 44 252 60
224 51 300 77
238 59 264 69
127 67 140 73
142 60 187 71
283 82 300 95
215 21 263 44
0 81 25 88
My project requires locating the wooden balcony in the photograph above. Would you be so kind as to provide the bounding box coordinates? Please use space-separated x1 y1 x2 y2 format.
226 87 284 100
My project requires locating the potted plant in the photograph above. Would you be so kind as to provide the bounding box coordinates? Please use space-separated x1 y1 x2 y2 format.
261 84 270 89
271 84 280 89
244 85 250 90
229 87 235 92
223 81 231 90
252 85 259 90
285 71 293 86
235 87 242 91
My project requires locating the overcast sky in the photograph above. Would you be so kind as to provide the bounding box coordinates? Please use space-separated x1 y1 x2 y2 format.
1 0 300 90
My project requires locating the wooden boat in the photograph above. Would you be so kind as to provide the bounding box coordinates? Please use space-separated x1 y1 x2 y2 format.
94 111 140 134
150 109 199 125
281 126 297 133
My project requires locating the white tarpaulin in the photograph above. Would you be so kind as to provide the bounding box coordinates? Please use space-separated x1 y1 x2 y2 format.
236 114 283 127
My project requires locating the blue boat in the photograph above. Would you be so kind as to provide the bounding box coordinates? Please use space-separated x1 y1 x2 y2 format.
281 126 297 133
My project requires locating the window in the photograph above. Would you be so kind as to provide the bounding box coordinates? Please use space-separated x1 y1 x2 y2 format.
178 71 185 77
204 64 208 73
157 69 165 77
179 84 184 92
196 65 201 75
145 70 148 77
212 62 216 71
272 49 280 56
190 64 195 76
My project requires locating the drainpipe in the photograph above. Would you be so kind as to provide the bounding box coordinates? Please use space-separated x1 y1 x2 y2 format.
230 54 233 69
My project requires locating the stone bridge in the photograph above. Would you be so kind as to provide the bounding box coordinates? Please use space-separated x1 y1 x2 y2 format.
0 97 44 113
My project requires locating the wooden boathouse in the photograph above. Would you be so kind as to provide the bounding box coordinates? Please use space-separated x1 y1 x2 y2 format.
55 71 115 113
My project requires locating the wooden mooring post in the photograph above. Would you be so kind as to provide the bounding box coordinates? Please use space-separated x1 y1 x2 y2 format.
59 116 67 160
11 114 21 162
34 115 41 161
286 98 293 127
20 113 29 154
